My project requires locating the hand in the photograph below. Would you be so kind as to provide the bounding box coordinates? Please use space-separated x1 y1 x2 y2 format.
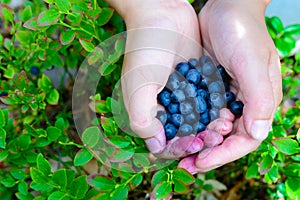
178 0 283 173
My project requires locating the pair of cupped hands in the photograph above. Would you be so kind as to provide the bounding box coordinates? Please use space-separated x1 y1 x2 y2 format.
107 0 282 174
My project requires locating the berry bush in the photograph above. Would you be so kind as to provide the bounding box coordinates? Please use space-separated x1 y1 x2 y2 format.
0 1 300 199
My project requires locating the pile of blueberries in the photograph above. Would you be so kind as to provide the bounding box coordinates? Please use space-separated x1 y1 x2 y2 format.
156 56 244 140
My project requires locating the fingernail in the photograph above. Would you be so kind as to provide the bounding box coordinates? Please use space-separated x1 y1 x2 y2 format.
145 137 163 154
251 120 271 141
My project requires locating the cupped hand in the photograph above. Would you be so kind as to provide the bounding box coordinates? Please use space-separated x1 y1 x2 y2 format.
179 0 283 173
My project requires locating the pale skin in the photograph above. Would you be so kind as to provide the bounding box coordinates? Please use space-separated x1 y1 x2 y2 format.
105 0 282 173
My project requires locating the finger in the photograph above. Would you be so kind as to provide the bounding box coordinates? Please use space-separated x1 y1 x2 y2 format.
219 108 235 121
197 130 223 147
207 118 233 135
178 154 199 175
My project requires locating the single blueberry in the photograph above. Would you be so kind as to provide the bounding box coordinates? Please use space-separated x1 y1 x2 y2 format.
199 55 213 66
171 90 186 103
188 58 198 68
168 103 180 114
193 121 206 133
208 81 224 94
194 96 207 113
229 101 244 118
0 92 8 97
210 93 225 109
177 124 193 136
175 62 190 77
166 72 181 91
201 62 216 77
164 123 177 140
209 108 220 122
224 91 235 106
156 110 168 125
184 83 197 98
169 113 184 127
30 66 39 75
184 112 199 123
179 101 194 115
157 90 171 107
197 89 209 100
217 65 231 81
200 110 210 125
186 69 201 85
179 81 188 90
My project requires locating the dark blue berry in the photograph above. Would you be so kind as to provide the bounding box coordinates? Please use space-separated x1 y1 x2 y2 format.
223 81 230 91
197 89 209 100
210 93 225 109
209 108 220 122
201 62 216 77
199 55 213 66
184 83 197 98
178 124 193 136
180 101 194 115
208 81 224 94
164 123 177 140
175 62 190 77
169 114 184 127
224 91 235 106
156 110 167 125
168 103 179 114
194 96 207 114
186 69 201 85
166 72 181 91
200 110 210 125
30 66 39 75
229 101 244 118
171 90 186 103
198 78 208 90
217 65 231 81
0 92 8 97
184 112 199 123
193 121 206 133
157 90 171 106
188 58 198 68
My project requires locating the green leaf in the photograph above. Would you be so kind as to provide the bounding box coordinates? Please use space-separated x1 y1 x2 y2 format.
24 17 40 31
97 8 114 26
37 154 51 176
1 6 14 22
111 185 129 200
173 168 195 185
108 136 131 148
46 88 59 105
52 169 67 190
66 12 82 26
46 126 62 141
74 149 93 166
30 168 49 185
286 177 300 200
1 174 16 188
132 153 150 168
60 29 75 45
21 6 32 22
38 74 53 92
38 9 60 26
153 182 172 199
79 39 95 52
55 0 71 13
246 163 259 179
260 155 273 175
10 169 26 180
272 138 299 155
55 117 66 129
283 163 300 177
264 165 279 183
0 150 8 162
174 179 189 194
81 126 101 148
100 117 118 136
0 128 6 149
270 16 284 33
48 191 68 200
131 174 143 188
284 24 300 36
18 181 28 195
15 31 32 45
100 63 118 76
0 109 6 127
69 175 89 199
30 181 52 191
151 170 168 186
89 175 115 192
110 147 134 162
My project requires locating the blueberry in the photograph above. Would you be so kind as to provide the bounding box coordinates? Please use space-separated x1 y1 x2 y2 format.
179 101 194 115
197 89 209 100
171 90 186 103
166 72 181 91
164 123 177 140
210 93 225 109
208 81 224 94
186 69 201 85
199 55 213 66
198 78 208 90
184 83 197 98
30 66 39 75
169 114 184 127
229 101 244 118
157 90 171 106
177 124 193 136
156 110 167 125
179 81 188 90
201 62 216 77
200 110 210 125
224 91 235 106
0 92 8 97
217 65 231 81
194 96 207 113
223 81 230 91
175 62 190 77
193 121 206 133
168 103 179 114
184 112 199 123
209 108 220 122
188 58 198 68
